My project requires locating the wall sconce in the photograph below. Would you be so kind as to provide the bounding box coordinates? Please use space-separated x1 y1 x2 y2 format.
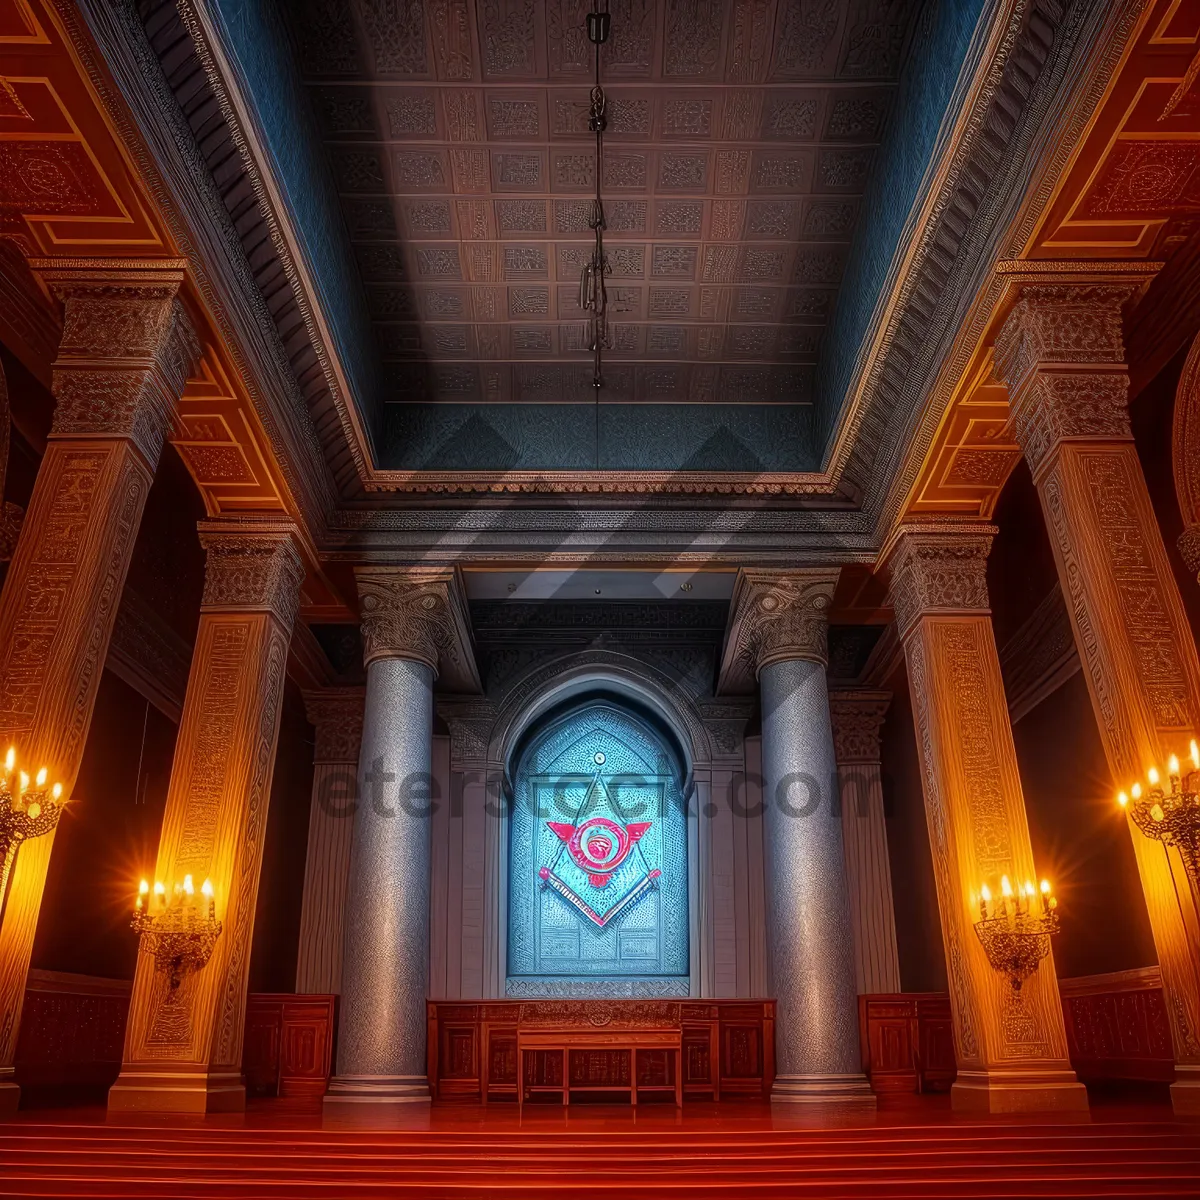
974 875 1059 992
1118 742 1200 885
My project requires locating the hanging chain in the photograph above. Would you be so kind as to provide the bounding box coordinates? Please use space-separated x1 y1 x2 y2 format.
579 1 611 394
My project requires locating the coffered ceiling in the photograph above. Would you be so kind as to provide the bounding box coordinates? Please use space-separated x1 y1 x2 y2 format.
281 0 921 469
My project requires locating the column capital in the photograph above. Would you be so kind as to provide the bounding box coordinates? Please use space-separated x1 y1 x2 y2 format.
885 525 993 641
828 690 891 765
303 687 365 764
354 567 480 691
198 518 304 631
33 260 199 466
717 568 839 693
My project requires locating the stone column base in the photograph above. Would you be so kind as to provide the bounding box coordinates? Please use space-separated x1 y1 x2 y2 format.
771 1073 877 1107
0 1068 18 1117
323 1074 431 1107
107 1068 246 1114
1170 1065 1200 1116
951 1069 1089 1114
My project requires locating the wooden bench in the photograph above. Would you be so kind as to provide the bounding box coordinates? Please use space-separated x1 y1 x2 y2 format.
517 1027 682 1108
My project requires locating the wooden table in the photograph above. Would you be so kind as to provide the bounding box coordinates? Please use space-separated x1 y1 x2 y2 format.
517 1027 682 1109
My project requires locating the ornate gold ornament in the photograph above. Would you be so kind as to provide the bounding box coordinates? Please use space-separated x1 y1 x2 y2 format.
131 874 222 990
973 875 1059 992
0 746 65 904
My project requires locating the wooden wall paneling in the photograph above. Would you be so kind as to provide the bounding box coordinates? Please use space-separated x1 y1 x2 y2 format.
1060 968 1175 1083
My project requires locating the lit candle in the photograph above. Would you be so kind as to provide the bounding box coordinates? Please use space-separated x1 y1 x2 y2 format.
51 783 62 801
1148 766 1160 788
1191 739 1199 772
980 883 992 921
201 878 214 919
4 746 14 774
154 880 166 909
1132 782 1143 800
34 767 46 788
182 874 194 907
137 879 149 911
1001 875 1013 919
1040 878 1051 915
1118 790 1129 808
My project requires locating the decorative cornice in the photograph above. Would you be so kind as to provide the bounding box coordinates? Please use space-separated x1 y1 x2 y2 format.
827 690 891 766
302 687 365 764
354 567 480 693
885 524 994 641
198 518 304 630
717 568 840 694
31 262 199 467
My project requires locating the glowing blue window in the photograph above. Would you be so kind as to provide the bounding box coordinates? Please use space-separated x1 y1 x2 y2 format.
506 700 689 995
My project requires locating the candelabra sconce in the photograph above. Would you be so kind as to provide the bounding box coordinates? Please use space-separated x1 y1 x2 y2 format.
131 875 221 991
0 746 64 901
1118 741 1200 886
973 876 1060 992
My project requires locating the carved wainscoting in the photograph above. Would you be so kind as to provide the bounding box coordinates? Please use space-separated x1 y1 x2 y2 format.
243 994 337 1099
427 1000 775 1103
858 994 956 1095
1059 969 1175 1084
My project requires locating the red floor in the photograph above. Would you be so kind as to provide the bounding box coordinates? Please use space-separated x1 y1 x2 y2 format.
1 1090 1198 1198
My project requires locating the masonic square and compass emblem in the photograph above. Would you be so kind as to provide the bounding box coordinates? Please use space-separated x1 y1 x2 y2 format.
537 751 663 929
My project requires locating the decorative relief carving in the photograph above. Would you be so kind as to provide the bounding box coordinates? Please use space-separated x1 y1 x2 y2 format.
886 528 993 640
198 521 304 631
827 691 890 765
994 284 1135 398
727 569 838 676
1178 525 1200 578
304 688 366 763
356 570 454 672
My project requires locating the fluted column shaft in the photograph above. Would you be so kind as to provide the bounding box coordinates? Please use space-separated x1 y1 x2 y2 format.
327 570 472 1106
0 264 197 1115
109 520 303 1114
727 570 873 1105
829 692 901 996
996 281 1200 1115
887 527 1086 1113
296 689 364 995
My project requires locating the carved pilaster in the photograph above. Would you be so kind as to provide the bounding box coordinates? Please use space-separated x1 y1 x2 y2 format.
886 525 993 640
884 526 1086 1113
355 567 480 692
828 691 899 996
303 688 365 765
110 519 302 1114
717 568 839 695
0 263 197 1115
199 519 304 630
995 280 1200 1114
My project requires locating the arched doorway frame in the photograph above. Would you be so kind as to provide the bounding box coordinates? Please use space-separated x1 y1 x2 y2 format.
478 648 717 998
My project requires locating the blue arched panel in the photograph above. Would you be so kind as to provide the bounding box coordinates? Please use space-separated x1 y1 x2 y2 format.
507 701 689 996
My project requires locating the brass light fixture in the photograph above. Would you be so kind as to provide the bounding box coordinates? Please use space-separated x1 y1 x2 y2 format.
0 745 65 905
131 873 222 990
973 875 1060 992
1118 742 1200 886
578 0 612 396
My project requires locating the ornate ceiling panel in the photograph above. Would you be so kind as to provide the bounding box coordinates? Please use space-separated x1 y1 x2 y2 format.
286 0 920 410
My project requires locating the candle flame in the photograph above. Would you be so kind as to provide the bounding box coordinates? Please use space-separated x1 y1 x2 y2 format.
17 771 27 793
182 874 194 895
201 878 213 898
138 879 149 895
981 884 992 902
1118 791 1129 807
51 783 61 800
34 767 46 787
1001 875 1013 897
1169 754 1181 776
1192 739 1199 770
1132 782 1143 800
1148 766 1160 786
1040 879 1051 895
153 881 165 896
4 746 14 773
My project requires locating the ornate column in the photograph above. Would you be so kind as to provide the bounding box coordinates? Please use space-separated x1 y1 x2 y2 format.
108 519 303 1113
295 688 364 995
886 526 1087 1113
720 569 873 1105
326 568 478 1108
0 262 197 1115
995 280 1200 1114
828 691 901 996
